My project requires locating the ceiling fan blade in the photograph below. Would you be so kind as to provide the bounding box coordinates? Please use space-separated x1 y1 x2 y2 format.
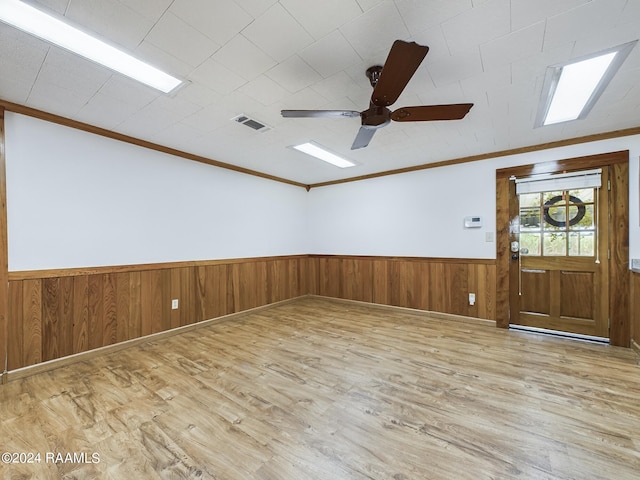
390 104 474 122
351 126 376 150
281 110 360 118
371 40 429 107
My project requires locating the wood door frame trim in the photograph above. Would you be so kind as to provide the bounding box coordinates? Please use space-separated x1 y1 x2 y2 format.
495 150 630 346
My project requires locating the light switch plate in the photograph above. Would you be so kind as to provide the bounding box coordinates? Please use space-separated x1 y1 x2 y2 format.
631 258 640 271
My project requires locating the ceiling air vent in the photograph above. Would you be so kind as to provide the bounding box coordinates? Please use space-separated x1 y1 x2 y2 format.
231 114 271 132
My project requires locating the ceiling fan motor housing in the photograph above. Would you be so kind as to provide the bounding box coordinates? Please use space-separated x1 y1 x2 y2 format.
361 106 391 128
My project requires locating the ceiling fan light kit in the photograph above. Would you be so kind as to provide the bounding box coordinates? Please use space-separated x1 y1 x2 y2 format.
281 40 474 150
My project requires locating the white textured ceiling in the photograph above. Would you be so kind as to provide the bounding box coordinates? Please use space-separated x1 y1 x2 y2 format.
1 0 639 185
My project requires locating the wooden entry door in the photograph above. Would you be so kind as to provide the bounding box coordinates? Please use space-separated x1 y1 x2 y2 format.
509 169 609 338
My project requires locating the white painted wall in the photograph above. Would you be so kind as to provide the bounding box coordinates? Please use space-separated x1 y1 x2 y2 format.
307 161 498 258
308 135 640 264
5 113 308 271
5 112 639 271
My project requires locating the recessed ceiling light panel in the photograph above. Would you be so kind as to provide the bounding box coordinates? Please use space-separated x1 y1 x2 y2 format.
0 0 183 93
535 40 637 127
291 142 356 168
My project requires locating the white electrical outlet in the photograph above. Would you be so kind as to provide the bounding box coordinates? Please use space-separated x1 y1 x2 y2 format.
171 299 179 310
632 259 640 271
468 293 476 306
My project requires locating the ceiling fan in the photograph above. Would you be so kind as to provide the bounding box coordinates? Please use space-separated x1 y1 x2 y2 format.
281 40 473 150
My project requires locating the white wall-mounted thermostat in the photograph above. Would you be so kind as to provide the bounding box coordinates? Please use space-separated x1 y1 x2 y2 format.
464 216 483 228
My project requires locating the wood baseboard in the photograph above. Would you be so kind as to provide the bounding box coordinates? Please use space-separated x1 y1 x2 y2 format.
311 295 496 328
631 339 640 365
2 296 304 383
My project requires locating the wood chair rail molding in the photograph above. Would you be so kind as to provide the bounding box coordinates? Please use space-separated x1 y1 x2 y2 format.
8 255 496 281
306 254 495 264
7 254 311 280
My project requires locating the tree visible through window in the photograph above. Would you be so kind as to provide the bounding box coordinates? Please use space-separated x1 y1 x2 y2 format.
519 188 596 257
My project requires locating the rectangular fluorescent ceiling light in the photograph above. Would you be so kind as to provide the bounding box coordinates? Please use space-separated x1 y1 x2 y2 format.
0 0 182 93
536 40 637 127
292 142 355 168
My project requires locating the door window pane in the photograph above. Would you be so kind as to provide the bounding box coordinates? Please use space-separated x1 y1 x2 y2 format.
520 208 541 230
570 205 594 230
544 206 566 230
520 233 541 256
543 232 567 256
569 232 595 256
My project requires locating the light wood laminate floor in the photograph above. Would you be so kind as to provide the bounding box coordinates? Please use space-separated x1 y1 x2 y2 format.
1 296 639 479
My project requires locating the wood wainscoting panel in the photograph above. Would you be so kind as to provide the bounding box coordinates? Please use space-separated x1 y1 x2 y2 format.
468 262 496 320
204 263 231 320
141 269 171 336
116 272 132 342
23 279 43 368
390 259 426 310
102 273 118 347
87 274 104 351
310 255 496 320
6 256 308 371
7 281 24 370
7 255 496 372
8 279 43 369
72 275 89 354
372 258 390 305
303 255 319 296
